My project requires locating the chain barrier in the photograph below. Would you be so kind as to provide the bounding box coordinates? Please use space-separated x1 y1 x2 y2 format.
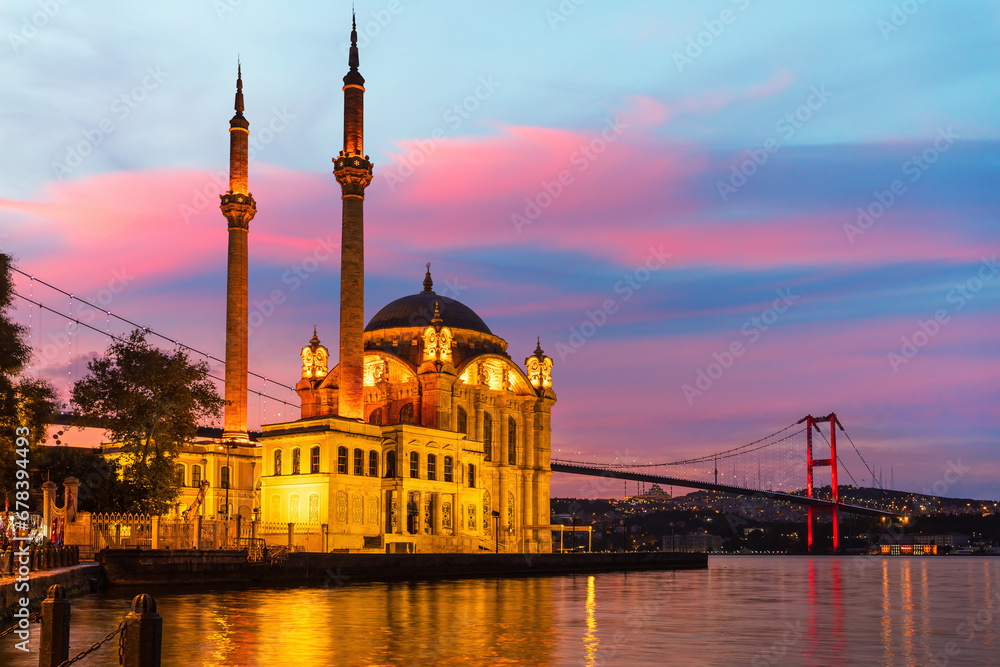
0 610 41 638
55 617 127 667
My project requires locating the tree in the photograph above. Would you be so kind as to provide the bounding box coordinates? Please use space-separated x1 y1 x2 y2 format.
71 329 225 514
0 253 58 495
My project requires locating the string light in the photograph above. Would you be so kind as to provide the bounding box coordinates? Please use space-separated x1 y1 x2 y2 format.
11 292 298 411
8 267 295 393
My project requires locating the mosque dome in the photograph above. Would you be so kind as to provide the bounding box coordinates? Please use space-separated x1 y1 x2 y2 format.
364 264 493 335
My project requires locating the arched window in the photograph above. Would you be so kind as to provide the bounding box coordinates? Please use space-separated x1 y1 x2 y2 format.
456 406 468 435
176 464 185 487
409 452 419 479
508 416 517 466
468 463 476 488
369 408 383 425
444 456 453 483
273 450 282 476
353 448 364 475
310 446 320 474
385 451 397 478
192 465 202 487
220 466 230 490
400 402 414 424
427 454 437 481
337 447 348 474
292 448 301 475
483 412 493 461
368 450 378 477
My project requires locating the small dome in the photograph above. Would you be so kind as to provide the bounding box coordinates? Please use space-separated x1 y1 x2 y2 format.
365 293 493 334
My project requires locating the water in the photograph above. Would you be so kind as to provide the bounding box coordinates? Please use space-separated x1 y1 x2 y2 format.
2 556 997 666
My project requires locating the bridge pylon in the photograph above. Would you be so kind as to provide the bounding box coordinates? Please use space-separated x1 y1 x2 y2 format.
802 412 841 553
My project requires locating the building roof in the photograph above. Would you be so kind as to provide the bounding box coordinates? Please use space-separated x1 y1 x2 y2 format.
364 267 494 335
365 293 493 335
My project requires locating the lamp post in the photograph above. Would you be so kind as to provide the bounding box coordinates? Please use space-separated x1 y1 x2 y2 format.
670 522 675 552
492 510 500 553
621 518 626 552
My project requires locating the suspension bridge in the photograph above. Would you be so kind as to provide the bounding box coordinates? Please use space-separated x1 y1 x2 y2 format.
552 413 901 552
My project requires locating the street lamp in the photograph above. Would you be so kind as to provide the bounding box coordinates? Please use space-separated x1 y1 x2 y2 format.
491 510 500 553
621 518 626 552
670 522 675 552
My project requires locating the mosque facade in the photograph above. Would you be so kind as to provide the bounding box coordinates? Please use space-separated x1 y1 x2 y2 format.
214 18 556 553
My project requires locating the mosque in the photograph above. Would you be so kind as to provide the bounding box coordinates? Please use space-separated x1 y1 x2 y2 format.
207 18 557 553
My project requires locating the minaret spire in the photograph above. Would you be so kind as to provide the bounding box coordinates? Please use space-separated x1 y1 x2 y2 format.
348 10 360 71
234 60 244 115
220 62 256 440
333 15 374 420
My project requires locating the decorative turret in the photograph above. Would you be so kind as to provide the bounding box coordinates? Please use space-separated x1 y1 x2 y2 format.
525 338 553 390
220 63 256 441
301 326 330 379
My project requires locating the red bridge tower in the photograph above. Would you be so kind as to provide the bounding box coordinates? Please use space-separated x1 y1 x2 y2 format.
803 412 842 553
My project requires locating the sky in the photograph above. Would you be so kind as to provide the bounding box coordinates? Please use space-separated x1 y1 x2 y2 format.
1 1 998 500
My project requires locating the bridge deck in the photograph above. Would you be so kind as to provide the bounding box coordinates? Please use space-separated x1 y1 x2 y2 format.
551 462 898 518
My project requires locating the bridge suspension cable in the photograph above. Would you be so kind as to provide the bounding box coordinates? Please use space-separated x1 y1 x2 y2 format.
13 292 298 410
10 267 296 393
840 423 883 490
600 420 803 468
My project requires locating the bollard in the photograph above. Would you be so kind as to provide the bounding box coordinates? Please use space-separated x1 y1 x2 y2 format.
39 584 71 667
73 545 80 565
122 594 162 667
43 545 52 570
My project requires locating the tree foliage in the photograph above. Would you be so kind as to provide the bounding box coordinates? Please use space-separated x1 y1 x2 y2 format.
71 329 225 514
30 445 135 514
0 253 58 496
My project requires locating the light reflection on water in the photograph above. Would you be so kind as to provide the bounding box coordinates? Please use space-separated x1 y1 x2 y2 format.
2 556 998 666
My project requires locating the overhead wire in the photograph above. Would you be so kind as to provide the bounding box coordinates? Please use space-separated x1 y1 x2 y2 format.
13 291 298 410
10 268 295 392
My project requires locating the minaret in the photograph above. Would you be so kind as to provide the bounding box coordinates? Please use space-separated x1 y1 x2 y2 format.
220 63 256 440
333 13 374 420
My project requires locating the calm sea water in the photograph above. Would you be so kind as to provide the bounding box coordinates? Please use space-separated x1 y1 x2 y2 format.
3 556 997 666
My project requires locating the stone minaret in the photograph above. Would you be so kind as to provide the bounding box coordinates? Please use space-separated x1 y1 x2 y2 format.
220 63 256 440
333 14 373 420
